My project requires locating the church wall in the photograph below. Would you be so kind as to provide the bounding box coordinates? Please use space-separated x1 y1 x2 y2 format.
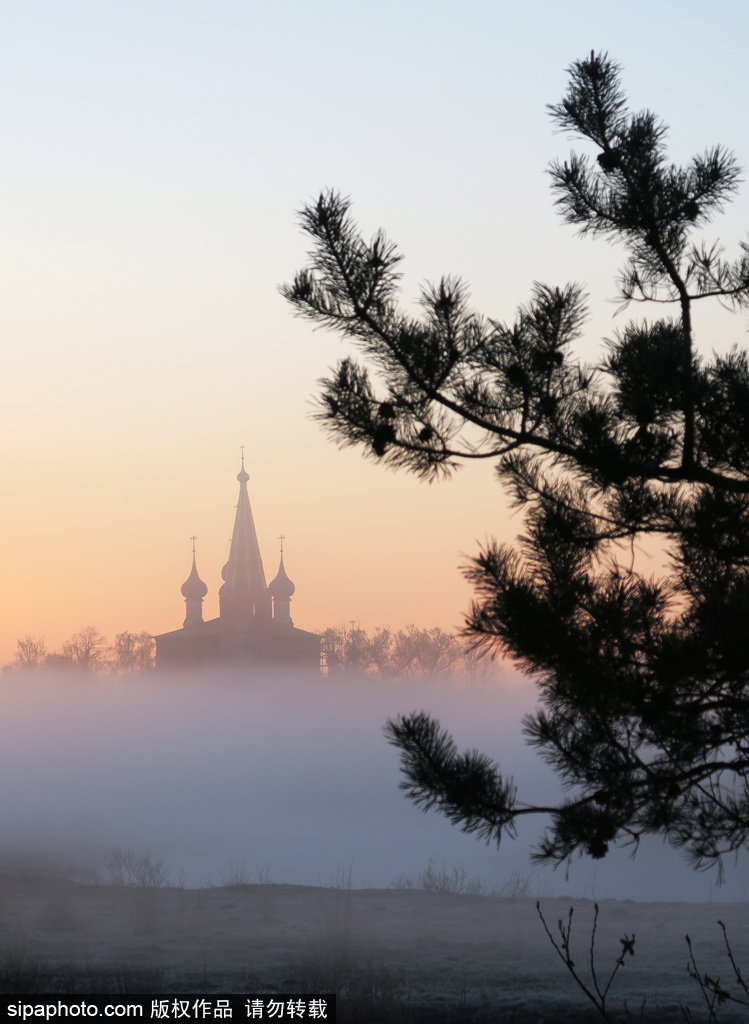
154 629 222 670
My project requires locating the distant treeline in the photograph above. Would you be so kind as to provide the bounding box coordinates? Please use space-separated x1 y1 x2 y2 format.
319 623 494 679
4 622 496 678
4 627 155 675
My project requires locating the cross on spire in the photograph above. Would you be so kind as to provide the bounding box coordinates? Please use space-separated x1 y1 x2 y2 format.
191 535 197 555
279 534 285 555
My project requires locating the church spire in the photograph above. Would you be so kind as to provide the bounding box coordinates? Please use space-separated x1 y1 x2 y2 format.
181 536 208 628
218 453 271 625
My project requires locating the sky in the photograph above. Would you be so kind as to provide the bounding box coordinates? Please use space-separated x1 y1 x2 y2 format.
2 0 749 663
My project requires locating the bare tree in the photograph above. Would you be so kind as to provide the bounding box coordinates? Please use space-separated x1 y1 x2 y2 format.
9 635 47 671
392 625 460 677
320 622 395 677
111 631 155 674
321 623 463 678
60 625 109 674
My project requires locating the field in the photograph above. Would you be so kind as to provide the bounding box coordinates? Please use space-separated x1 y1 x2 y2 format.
1 869 748 1022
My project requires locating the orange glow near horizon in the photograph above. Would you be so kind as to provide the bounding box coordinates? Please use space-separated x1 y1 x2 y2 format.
0 423 520 667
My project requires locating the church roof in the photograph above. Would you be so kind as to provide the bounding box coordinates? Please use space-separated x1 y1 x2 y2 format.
153 617 319 641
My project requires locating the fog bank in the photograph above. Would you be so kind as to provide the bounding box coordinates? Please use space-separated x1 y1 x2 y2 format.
1 670 744 902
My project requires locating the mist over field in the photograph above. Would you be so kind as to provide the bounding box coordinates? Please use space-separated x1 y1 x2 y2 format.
1 670 745 903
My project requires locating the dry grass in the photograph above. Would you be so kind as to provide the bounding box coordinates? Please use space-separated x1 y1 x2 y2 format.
389 857 537 898
103 847 170 888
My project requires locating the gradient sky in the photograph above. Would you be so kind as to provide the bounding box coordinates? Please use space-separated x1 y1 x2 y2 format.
2 0 748 664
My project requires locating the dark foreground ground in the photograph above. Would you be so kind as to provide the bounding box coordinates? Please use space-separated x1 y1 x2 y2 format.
0 872 747 1022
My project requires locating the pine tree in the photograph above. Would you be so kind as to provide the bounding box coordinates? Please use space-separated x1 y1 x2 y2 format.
282 53 749 873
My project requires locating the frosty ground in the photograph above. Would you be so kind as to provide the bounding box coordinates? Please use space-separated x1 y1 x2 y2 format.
2 671 747 1019
1 870 748 1023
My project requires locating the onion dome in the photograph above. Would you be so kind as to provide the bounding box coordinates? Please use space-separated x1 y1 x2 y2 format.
268 552 295 599
181 553 208 599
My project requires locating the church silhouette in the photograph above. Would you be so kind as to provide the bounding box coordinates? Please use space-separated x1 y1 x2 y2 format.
154 458 320 672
